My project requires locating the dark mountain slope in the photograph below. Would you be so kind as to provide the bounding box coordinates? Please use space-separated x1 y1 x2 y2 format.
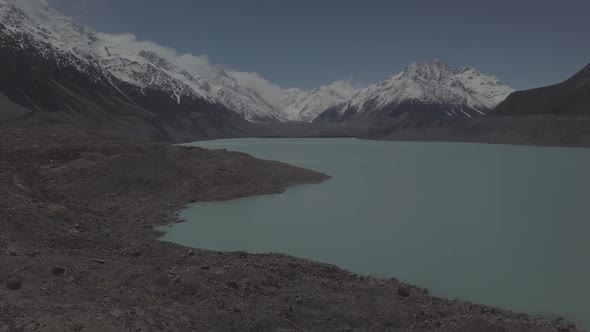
493 64 590 116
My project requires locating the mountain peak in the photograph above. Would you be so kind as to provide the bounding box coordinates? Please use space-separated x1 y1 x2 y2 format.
403 60 455 81
410 59 451 69
459 66 474 73
314 61 514 123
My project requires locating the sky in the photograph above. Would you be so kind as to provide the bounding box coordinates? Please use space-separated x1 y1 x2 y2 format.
50 0 590 91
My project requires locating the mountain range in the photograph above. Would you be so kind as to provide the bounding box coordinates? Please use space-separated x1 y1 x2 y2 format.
0 0 253 141
0 0 362 124
1 0 588 147
0 0 516 127
314 61 513 124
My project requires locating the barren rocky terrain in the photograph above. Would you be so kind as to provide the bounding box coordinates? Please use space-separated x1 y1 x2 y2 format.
0 126 582 331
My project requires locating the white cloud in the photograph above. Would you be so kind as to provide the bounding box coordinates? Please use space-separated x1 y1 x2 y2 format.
324 80 362 98
227 71 287 109
96 33 291 109
95 33 361 111
97 33 214 77
19 0 365 118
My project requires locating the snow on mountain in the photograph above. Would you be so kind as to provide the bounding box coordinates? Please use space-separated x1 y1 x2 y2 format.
1 1 514 124
282 81 360 122
0 0 285 122
0 0 100 73
1 0 212 104
93 36 214 103
454 66 514 107
315 60 514 122
203 67 287 122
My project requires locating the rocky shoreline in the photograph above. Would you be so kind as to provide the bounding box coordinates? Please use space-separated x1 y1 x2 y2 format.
0 127 581 331
362 115 590 148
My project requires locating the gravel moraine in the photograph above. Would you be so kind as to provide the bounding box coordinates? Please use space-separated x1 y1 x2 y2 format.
0 127 581 331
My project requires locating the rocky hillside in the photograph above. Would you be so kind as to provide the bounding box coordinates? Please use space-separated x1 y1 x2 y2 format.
493 63 590 116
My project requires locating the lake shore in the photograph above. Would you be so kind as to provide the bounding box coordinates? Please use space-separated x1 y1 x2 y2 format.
0 127 581 331
361 115 590 148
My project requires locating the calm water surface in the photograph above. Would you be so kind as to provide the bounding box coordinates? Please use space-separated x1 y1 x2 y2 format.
160 138 590 327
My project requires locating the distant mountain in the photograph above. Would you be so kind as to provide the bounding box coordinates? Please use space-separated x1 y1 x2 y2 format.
314 61 513 123
282 81 360 122
361 64 590 147
493 63 590 116
204 68 288 122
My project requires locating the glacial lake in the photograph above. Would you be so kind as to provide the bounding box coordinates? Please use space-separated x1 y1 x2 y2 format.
160 138 590 327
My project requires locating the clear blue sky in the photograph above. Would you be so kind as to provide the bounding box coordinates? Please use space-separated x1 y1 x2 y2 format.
52 0 590 90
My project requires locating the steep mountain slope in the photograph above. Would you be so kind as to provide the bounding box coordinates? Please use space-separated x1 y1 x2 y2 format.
282 81 359 122
493 63 590 116
0 0 254 141
0 0 286 130
204 67 287 122
97 36 285 122
314 61 513 123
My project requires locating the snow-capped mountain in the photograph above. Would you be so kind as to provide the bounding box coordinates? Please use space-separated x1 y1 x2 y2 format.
0 0 252 141
282 81 360 122
0 0 100 73
203 67 287 122
0 0 286 123
315 60 514 123
95 40 215 104
0 1 515 126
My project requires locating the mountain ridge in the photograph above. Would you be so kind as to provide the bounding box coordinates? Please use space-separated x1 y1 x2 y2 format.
493 62 590 116
314 60 514 124
0 0 291 123
0 0 518 126
0 0 253 142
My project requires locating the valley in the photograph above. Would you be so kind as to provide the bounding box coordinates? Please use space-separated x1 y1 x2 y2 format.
2 0 589 147
1 0 589 331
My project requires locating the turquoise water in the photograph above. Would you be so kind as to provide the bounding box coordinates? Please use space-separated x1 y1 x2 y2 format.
161 138 590 327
